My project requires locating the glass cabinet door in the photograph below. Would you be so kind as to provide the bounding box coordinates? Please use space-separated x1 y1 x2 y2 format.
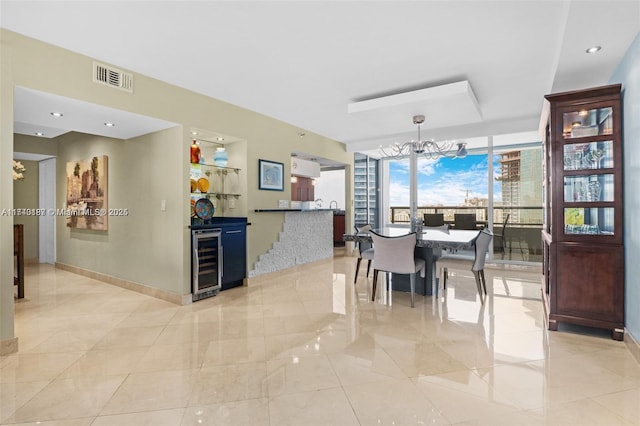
563 174 614 202
563 141 613 171
560 104 618 240
562 107 613 139
564 207 614 235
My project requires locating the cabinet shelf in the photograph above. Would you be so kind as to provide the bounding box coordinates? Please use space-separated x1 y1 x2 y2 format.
189 138 242 218
191 192 241 199
190 163 240 174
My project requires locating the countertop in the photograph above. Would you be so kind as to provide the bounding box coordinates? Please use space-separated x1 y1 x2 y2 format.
254 209 341 213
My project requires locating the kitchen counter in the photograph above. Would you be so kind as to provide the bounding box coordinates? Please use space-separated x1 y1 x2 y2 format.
254 209 344 214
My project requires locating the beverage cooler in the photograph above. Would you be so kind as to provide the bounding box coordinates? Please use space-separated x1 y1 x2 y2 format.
191 228 222 301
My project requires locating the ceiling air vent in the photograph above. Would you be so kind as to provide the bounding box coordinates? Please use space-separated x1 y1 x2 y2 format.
93 61 133 93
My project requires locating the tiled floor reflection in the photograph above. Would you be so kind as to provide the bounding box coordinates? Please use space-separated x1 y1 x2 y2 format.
2 255 639 425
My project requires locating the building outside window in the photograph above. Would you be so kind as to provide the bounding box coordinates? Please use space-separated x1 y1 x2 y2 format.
354 153 379 229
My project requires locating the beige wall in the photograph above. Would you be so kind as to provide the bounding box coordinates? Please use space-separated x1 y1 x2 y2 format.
55 129 187 295
12 160 39 261
0 29 354 347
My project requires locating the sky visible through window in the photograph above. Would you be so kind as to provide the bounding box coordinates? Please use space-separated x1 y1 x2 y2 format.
388 154 501 206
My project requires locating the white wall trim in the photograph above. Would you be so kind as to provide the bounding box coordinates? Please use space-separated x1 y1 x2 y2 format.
38 157 56 263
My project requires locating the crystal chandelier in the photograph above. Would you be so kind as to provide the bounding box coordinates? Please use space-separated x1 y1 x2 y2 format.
378 115 468 159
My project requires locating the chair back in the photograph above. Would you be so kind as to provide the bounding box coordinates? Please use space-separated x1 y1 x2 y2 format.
355 224 372 233
454 213 477 230
501 213 510 233
355 224 373 254
370 231 417 274
425 224 449 232
424 213 445 227
472 229 493 272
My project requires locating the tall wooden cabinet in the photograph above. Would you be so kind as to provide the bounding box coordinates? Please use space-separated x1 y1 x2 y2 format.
540 84 624 340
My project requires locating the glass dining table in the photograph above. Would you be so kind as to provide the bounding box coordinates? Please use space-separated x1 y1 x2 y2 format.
344 227 480 296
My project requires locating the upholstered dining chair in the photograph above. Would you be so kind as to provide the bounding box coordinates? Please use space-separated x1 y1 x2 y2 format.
370 231 426 308
454 213 477 230
493 213 510 253
439 229 493 302
354 224 374 284
424 213 445 227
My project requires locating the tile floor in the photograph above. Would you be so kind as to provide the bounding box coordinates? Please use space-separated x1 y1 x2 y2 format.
1 252 639 425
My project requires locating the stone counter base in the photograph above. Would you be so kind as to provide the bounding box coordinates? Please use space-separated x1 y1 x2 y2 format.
249 211 333 277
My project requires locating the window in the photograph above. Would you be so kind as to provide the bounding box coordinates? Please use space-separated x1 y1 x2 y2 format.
374 131 543 264
354 153 379 229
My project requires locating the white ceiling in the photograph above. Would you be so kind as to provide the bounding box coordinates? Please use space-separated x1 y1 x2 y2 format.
13 87 178 140
2 1 639 155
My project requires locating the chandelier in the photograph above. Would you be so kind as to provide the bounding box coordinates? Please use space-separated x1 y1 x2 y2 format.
378 115 468 159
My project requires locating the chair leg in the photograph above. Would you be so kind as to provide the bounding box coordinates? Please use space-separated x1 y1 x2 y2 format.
354 258 362 284
480 269 487 294
372 270 378 302
443 267 448 290
409 273 416 308
473 271 485 303
366 259 372 277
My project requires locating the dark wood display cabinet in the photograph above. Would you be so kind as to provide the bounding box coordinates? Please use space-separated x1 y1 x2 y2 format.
540 84 624 340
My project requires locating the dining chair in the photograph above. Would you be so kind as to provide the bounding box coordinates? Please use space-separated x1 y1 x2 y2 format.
354 224 374 284
370 231 426 308
439 229 493 302
454 213 477 230
493 213 510 253
424 213 445 227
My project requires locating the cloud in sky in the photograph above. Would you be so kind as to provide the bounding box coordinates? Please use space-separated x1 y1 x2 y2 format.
389 154 503 206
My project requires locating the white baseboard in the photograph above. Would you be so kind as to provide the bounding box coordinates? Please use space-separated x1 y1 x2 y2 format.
625 329 640 365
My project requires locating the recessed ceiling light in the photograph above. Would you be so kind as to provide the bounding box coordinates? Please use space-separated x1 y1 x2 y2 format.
191 131 198 135
579 110 588 116
50 112 63 117
104 122 115 127
586 45 602 54
35 132 44 136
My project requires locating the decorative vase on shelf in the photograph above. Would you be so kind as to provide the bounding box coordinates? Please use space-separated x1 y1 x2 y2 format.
214 147 228 167
190 140 201 164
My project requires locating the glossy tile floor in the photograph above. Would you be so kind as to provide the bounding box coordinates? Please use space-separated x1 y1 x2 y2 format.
2 252 639 425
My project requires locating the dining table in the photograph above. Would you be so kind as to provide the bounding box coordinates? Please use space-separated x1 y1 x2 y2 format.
344 227 480 296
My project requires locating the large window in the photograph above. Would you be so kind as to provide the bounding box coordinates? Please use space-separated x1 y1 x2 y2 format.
388 155 490 224
368 132 543 263
493 147 543 261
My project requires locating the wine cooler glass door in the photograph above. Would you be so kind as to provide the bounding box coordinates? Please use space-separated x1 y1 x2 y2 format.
192 229 222 300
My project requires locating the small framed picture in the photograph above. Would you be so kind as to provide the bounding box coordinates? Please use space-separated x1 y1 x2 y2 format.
259 159 284 191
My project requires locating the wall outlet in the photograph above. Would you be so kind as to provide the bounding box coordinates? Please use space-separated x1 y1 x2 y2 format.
160 199 166 211
229 198 236 209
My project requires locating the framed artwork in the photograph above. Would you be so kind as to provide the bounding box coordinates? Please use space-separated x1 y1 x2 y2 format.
65 155 108 230
259 159 284 191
